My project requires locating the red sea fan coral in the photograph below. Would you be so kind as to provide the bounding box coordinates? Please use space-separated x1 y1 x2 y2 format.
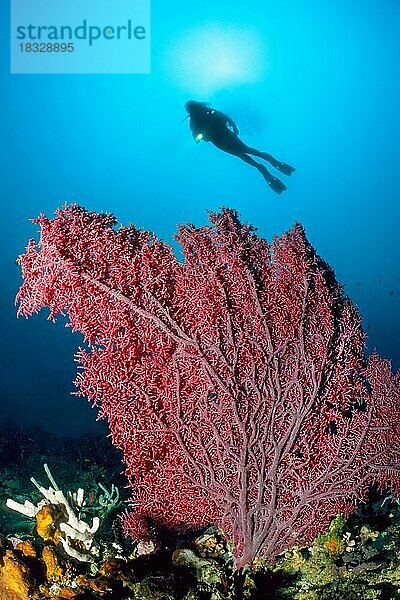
16 204 400 568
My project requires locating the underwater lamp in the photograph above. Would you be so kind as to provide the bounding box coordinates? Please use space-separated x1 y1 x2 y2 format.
195 133 204 142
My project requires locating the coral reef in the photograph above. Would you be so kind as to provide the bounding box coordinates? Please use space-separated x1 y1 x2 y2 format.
5 462 123 568
2 495 400 598
2 426 400 598
15 205 400 568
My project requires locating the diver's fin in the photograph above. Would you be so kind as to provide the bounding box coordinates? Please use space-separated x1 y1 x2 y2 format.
257 164 287 194
268 175 287 194
258 153 296 175
274 162 296 176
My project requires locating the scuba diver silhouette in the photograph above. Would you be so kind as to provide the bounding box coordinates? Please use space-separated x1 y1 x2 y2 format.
184 100 295 194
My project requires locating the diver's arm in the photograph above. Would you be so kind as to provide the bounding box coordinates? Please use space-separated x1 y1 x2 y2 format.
214 110 239 135
228 118 239 135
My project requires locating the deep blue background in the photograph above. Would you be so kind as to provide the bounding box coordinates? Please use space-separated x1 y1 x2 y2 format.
1 1 399 435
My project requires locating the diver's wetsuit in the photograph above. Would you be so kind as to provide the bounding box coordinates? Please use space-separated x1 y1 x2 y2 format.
185 101 295 194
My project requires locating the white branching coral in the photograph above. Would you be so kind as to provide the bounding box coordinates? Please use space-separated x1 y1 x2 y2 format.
6 463 100 562
98 482 120 511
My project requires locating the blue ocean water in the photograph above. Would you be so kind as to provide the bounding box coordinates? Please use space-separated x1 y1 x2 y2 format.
0 0 399 435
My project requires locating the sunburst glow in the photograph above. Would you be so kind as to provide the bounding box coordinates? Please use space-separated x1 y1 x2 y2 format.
166 24 266 96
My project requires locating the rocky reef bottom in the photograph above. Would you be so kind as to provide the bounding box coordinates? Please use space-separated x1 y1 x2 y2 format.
1 423 400 600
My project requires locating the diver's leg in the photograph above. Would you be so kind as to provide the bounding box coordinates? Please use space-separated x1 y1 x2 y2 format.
239 154 287 194
244 147 295 176
212 133 249 155
210 133 287 192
